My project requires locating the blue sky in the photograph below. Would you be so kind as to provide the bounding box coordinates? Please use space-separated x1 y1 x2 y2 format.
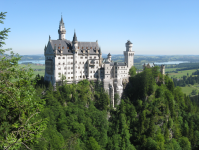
1 0 199 55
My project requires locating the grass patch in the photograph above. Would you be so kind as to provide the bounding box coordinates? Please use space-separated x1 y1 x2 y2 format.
19 64 45 78
181 84 199 96
168 69 197 78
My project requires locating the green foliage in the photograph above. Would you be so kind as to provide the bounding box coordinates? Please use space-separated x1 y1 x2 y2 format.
129 66 137 77
86 137 101 150
0 12 47 149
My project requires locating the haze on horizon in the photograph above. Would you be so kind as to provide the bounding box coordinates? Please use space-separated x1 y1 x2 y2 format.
1 0 199 55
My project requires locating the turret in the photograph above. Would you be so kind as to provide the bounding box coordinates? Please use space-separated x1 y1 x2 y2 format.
72 31 78 82
125 40 133 52
58 15 66 40
72 31 78 52
107 53 111 62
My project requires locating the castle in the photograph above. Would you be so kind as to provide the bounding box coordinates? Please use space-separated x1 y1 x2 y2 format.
44 16 164 107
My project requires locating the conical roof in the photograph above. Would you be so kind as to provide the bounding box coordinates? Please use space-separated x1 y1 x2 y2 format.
59 15 65 28
73 31 77 42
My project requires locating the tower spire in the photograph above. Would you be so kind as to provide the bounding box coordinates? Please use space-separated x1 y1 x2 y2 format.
73 30 77 42
58 15 66 40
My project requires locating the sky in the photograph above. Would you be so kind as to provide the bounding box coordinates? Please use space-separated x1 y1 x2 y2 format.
1 0 199 55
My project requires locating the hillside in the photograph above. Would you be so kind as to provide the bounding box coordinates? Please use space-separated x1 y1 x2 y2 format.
16 67 199 150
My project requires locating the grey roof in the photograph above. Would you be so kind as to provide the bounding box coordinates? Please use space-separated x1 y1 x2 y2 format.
49 39 100 55
114 62 126 66
108 53 111 56
110 62 114 66
126 40 132 44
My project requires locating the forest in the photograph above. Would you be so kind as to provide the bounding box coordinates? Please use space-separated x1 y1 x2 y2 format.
2 12 199 150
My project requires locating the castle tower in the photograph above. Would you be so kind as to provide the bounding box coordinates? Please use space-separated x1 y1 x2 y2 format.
58 15 66 40
107 53 111 62
124 40 134 69
160 65 165 75
72 31 78 83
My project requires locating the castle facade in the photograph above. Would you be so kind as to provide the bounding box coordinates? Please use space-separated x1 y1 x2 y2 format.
44 16 135 106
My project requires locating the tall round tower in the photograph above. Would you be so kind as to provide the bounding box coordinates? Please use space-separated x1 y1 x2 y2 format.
58 15 66 40
124 40 134 68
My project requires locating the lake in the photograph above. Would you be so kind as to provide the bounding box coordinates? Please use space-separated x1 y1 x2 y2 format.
18 60 189 65
18 60 45 64
154 61 189 65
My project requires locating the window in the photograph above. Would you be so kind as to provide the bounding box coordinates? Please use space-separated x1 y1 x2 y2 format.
58 63 61 65
91 47 92 49
64 67 66 70
63 63 65 65
68 67 70 69
67 47 69 49
80 57 83 59
58 73 61 75
71 72 73 74
63 57 65 59
68 77 70 79
90 71 92 73
78 47 79 49
68 72 70 74
94 71 95 73
82 47 83 49
71 62 73 64
79 62 81 64
86 47 88 49
94 56 96 59
65 72 66 74
85 57 87 59
68 62 70 64
58 57 61 59
83 62 84 64
75 61 77 64
78 67 80 69
71 67 73 69
71 57 73 59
